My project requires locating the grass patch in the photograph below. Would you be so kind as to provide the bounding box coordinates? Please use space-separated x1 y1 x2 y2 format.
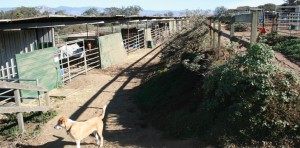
0 110 57 141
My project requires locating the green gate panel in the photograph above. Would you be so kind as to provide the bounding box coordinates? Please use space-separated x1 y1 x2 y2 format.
16 47 62 99
98 33 127 68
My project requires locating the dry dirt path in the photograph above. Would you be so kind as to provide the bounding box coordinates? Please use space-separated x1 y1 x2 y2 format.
16 46 199 148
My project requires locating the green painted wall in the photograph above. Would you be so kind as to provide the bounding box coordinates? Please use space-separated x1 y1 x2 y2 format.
98 33 127 68
16 47 62 99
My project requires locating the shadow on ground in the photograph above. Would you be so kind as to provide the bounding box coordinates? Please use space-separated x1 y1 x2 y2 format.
18 28 211 147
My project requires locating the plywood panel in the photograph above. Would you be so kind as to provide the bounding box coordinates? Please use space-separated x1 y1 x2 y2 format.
98 33 127 68
16 47 62 98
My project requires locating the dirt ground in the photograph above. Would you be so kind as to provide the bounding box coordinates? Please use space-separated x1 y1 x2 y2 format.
5 46 201 148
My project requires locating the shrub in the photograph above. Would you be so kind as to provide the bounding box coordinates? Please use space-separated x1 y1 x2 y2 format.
203 43 300 146
226 22 249 32
273 38 300 61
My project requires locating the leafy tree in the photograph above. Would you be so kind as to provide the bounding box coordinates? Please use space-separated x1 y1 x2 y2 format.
214 6 228 16
55 10 67 15
0 11 5 19
82 8 99 16
125 5 142 16
164 11 174 17
104 7 123 16
6 7 41 19
153 13 162 17
258 3 276 11
42 11 52 16
283 0 298 5
236 6 250 11
104 5 142 16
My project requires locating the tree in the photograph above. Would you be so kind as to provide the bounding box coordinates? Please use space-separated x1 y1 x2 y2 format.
10 7 41 19
104 5 143 16
42 11 52 16
283 0 298 5
258 3 276 11
82 8 99 16
153 13 162 17
236 6 250 11
125 5 142 16
55 10 67 15
214 6 228 16
104 7 123 16
164 11 174 17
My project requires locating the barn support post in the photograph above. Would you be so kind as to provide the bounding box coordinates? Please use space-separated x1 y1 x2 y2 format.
83 41 88 74
51 27 56 47
218 19 221 60
250 10 258 45
14 89 25 134
66 44 71 82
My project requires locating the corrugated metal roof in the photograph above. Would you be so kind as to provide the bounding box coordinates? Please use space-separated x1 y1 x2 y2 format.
0 15 182 30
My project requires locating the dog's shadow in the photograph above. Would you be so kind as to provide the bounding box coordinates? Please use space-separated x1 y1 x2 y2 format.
17 135 96 148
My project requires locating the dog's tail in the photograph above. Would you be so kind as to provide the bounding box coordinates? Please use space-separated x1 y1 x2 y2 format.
100 105 107 119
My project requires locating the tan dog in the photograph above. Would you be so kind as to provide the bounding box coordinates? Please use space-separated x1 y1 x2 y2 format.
54 105 107 148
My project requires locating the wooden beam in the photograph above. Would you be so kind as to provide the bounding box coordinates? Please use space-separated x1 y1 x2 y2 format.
0 81 47 91
0 106 50 113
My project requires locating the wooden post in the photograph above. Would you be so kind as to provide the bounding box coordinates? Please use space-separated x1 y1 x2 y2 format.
250 10 258 45
209 18 212 48
111 23 114 33
212 19 216 50
44 91 49 106
218 20 221 60
14 89 25 134
230 17 235 41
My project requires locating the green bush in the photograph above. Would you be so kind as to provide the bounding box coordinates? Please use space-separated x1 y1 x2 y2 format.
261 33 295 46
273 38 300 61
226 22 249 32
203 43 300 146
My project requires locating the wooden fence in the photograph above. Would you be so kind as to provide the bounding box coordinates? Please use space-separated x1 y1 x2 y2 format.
0 59 18 79
206 10 260 57
0 81 50 133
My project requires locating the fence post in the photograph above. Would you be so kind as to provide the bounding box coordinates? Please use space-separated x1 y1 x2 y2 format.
212 19 216 50
230 17 235 41
271 15 277 34
250 10 258 45
111 23 114 33
218 20 221 60
83 41 88 74
44 91 49 106
209 18 212 48
14 89 25 134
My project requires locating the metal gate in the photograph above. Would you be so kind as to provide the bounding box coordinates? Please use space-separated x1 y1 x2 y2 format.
59 38 100 83
277 12 300 35
123 29 145 53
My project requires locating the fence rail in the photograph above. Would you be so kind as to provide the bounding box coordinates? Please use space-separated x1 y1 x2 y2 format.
0 81 50 134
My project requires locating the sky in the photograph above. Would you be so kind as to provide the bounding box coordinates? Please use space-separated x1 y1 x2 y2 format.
0 0 285 10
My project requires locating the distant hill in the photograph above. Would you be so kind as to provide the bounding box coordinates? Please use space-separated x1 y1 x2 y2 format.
0 5 183 16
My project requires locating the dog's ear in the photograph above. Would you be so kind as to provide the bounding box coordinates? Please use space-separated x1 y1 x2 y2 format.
58 116 66 125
